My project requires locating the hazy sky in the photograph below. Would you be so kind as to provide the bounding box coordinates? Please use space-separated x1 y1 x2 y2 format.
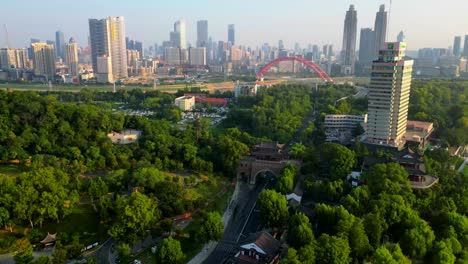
1 0 467 50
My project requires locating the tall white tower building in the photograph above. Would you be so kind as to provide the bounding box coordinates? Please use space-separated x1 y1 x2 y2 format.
366 42 414 149
174 19 187 49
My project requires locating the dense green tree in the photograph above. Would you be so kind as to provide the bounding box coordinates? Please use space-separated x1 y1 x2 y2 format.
277 164 297 194
364 163 411 195
110 192 161 240
373 243 411 264
88 177 108 205
288 213 314 249
156 237 184 264
289 143 307 159
319 143 356 180
198 211 224 243
14 244 33 264
314 234 351 264
433 241 456 264
257 190 289 227
117 243 131 264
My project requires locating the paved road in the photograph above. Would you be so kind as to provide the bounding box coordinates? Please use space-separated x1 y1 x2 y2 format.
84 238 115 264
203 180 272 264
458 157 468 173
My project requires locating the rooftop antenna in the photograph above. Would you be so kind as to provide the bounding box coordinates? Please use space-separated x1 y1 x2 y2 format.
4 24 10 48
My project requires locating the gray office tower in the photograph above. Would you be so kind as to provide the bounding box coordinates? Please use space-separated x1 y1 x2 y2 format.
464 36 468 57
228 24 235 45
341 5 358 75
373 4 387 57
453 36 461 57
89 19 110 74
55 30 65 59
358 28 375 73
197 20 208 47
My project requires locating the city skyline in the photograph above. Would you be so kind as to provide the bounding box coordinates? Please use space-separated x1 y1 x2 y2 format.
1 0 467 50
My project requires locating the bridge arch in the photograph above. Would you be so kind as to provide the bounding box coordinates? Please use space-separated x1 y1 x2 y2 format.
257 56 334 83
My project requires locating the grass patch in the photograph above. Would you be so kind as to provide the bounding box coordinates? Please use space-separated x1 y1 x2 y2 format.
464 166 468 177
40 204 106 246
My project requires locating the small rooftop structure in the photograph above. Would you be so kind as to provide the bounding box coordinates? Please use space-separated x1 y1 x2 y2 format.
250 142 286 161
404 120 434 150
107 129 141 144
235 231 282 264
40 232 57 247
286 193 302 205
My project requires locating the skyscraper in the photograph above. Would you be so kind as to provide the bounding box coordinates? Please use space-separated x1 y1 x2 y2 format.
341 5 358 75
228 24 235 45
453 36 462 57
55 30 65 59
464 36 468 57
89 18 110 74
397 31 406 42
89 16 128 80
366 42 414 148
65 38 79 76
189 47 207 66
373 4 387 57
197 20 208 48
278 40 284 50
31 42 56 80
108 17 128 79
174 19 187 49
0 48 28 70
358 28 375 73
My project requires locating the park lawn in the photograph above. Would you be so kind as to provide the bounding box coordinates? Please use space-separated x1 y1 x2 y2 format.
0 164 26 178
40 204 106 246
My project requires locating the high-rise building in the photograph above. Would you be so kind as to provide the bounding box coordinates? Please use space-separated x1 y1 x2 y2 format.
464 36 468 57
189 47 207 66
31 43 56 80
366 42 414 148
107 17 128 79
89 18 110 74
397 31 406 42
55 31 65 59
135 41 143 59
96 55 113 83
228 24 235 45
0 48 28 70
373 4 387 57
65 38 79 76
278 40 284 50
89 16 128 80
174 19 187 49
453 36 462 57
341 5 358 75
197 20 208 48
126 49 140 67
358 28 375 73
165 47 181 65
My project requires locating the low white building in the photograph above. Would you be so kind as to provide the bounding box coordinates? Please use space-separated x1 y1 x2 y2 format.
107 129 141 144
324 114 368 130
174 96 195 111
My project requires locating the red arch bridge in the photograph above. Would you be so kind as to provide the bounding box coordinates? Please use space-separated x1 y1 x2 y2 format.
256 56 334 83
